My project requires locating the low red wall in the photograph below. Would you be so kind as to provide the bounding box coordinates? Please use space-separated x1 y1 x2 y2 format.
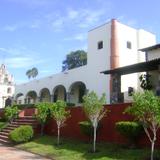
1 103 160 147
19 108 37 117
44 103 160 148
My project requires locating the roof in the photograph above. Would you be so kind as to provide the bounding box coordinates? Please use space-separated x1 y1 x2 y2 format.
101 58 160 75
139 44 160 52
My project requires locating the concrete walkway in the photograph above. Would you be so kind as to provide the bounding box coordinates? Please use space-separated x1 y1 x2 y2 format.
0 143 51 160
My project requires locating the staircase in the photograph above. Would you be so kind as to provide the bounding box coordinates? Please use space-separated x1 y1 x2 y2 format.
0 116 38 144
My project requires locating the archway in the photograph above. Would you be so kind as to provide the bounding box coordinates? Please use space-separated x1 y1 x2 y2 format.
53 85 66 102
5 97 12 107
15 93 24 104
39 88 51 102
69 81 86 104
26 91 37 104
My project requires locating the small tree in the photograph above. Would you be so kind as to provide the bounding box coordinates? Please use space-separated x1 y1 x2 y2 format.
36 102 50 136
50 100 70 145
125 91 160 160
83 91 107 152
4 105 19 123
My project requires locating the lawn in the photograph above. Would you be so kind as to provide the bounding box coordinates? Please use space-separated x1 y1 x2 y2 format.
16 136 160 160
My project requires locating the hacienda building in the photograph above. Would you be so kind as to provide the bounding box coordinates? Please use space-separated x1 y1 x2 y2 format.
14 19 157 105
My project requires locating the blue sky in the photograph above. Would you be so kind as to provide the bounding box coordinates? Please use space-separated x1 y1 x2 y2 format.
0 0 160 84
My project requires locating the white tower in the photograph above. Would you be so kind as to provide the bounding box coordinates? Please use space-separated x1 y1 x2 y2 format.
0 64 15 108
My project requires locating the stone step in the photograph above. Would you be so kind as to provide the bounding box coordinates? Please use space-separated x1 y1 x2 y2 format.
0 134 9 140
11 122 37 126
0 131 9 136
0 138 10 144
5 126 16 130
0 116 38 144
17 116 36 119
2 128 13 133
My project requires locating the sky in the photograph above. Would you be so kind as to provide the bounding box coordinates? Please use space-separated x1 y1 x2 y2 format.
0 0 160 84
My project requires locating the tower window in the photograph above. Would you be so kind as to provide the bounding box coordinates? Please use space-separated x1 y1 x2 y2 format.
7 88 11 94
98 41 103 49
127 41 132 49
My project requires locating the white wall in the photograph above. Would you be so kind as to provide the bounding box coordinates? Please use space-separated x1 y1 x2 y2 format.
115 22 156 101
148 48 160 60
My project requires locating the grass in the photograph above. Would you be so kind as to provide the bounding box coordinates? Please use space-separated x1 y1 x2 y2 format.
0 122 7 131
16 136 160 160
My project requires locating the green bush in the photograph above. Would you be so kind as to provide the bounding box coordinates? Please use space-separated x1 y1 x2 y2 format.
16 104 35 109
115 121 143 145
66 103 75 107
4 105 19 122
0 122 7 131
79 121 101 137
9 125 33 143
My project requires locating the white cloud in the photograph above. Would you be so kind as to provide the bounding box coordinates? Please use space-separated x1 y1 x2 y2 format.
3 25 19 32
64 33 87 41
0 47 45 68
6 0 54 8
67 9 79 20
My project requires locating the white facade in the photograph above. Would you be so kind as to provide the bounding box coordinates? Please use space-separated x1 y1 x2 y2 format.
0 64 15 108
15 19 156 104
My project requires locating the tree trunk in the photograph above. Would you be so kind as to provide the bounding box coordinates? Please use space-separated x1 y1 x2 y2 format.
57 125 60 145
93 125 97 152
41 123 44 136
151 141 155 160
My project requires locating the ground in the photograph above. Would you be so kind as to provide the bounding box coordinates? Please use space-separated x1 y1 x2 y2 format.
16 136 160 160
0 143 50 160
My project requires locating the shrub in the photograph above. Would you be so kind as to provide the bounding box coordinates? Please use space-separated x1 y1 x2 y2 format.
4 105 19 122
9 125 33 143
66 103 75 107
79 121 101 137
115 121 143 145
16 104 35 109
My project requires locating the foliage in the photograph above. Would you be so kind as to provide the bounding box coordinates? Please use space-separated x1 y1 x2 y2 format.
50 100 70 145
9 125 33 143
0 122 8 131
62 50 87 71
139 74 152 90
26 67 38 79
16 104 35 109
4 105 19 122
17 136 160 160
66 102 75 107
35 102 51 135
115 121 143 145
125 91 160 160
83 91 107 152
79 120 101 137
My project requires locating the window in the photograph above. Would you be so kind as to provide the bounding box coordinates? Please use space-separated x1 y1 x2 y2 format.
7 88 11 94
127 41 132 49
98 41 103 49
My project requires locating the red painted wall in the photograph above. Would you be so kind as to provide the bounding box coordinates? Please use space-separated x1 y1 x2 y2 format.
1 103 160 147
44 103 160 148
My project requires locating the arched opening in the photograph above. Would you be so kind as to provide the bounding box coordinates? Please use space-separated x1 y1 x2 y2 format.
26 91 37 104
53 85 66 102
39 88 51 102
69 81 87 105
15 93 24 104
5 97 12 107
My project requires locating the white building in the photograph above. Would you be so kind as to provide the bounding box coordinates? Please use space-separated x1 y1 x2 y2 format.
15 19 156 105
140 44 160 92
0 64 15 108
